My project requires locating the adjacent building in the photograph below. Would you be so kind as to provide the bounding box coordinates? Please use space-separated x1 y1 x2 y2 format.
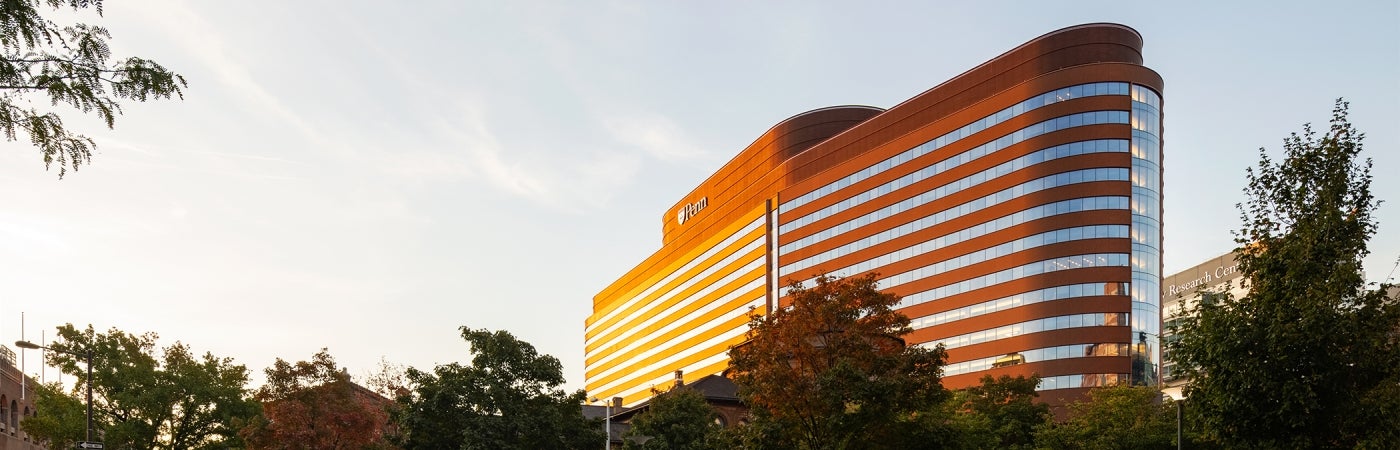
0 346 45 450
585 23 1164 407
1159 251 1399 400
587 372 745 448
1159 252 1246 399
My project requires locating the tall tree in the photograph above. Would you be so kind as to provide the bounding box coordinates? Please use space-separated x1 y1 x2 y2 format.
26 324 258 449
1033 385 1179 450
945 375 1049 450
726 274 955 450
1170 100 1400 447
241 349 398 449
393 327 603 450
622 386 724 450
1 0 186 176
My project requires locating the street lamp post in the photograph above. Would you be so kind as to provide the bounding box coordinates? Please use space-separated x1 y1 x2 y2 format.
15 340 94 444
589 396 611 450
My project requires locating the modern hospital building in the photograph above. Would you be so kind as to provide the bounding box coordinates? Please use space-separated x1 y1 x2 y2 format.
585 23 1164 407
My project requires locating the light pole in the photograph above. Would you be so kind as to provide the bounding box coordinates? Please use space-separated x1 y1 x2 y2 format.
15 340 94 444
589 396 611 450
1162 391 1184 450
1177 397 1183 450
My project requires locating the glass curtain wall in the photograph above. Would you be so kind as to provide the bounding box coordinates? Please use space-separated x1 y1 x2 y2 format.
1129 85 1163 385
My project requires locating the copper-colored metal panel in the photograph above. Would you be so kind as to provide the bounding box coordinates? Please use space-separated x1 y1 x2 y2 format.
787 208 1132 283
894 266 1131 319
943 357 1133 388
779 153 1133 256
661 106 885 244
941 327 1132 364
919 296 1130 340
777 95 1132 223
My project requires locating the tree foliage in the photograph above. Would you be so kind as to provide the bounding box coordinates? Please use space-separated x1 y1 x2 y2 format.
393 327 603 450
1 0 186 176
726 274 954 450
622 386 724 450
1170 100 1400 448
362 356 411 400
1034 385 1179 450
944 375 1049 450
19 381 86 450
25 323 258 449
241 349 397 449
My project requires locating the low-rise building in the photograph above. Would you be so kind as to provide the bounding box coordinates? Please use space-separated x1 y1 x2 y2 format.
0 345 45 450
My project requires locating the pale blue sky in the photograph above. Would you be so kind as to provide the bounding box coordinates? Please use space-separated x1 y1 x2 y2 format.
2 0 1397 392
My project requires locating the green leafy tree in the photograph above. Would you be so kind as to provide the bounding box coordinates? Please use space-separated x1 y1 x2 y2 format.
241 349 398 449
1 0 186 177
726 274 956 450
393 327 603 450
945 375 1049 450
26 324 258 449
622 386 724 450
1170 100 1400 448
1034 385 1179 450
19 382 86 449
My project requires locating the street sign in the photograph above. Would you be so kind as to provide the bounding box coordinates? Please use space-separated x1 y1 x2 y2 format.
77 442 104 449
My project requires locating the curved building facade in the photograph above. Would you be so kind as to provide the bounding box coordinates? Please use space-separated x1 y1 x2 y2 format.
585 23 1164 407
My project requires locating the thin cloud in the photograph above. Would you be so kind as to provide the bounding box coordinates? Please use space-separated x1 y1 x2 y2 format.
323 12 646 212
433 105 553 203
183 150 304 165
405 97 644 213
0 214 72 254
602 114 708 162
125 1 330 150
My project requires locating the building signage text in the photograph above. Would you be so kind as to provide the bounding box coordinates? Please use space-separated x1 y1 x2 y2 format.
1164 263 1239 297
677 197 708 225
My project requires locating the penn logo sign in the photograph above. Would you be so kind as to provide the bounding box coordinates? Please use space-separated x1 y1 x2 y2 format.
676 197 708 225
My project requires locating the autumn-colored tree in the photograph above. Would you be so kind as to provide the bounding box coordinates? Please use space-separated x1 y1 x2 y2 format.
362 356 411 400
726 274 954 450
241 349 398 450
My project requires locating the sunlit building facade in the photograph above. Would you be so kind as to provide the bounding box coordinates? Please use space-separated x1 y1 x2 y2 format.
585 23 1164 406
